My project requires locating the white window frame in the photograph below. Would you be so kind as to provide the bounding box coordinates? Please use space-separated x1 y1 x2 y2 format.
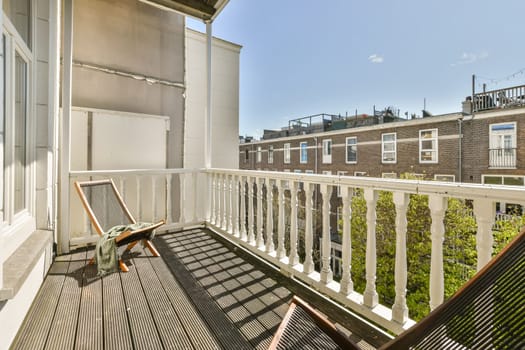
256 146 262 163
336 170 347 196
382 172 397 179
300 141 308 164
434 174 455 182
354 171 367 176
489 122 517 168
283 143 291 164
345 137 357 164
419 129 438 163
322 139 332 164
381 133 396 163
268 145 274 164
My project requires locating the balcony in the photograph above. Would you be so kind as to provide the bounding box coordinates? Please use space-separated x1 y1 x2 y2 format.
472 84 525 112
489 148 517 168
15 168 515 345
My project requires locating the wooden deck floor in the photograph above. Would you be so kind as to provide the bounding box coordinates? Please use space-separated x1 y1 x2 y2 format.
11 228 386 350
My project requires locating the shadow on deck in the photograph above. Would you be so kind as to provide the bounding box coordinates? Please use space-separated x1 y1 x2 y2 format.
11 228 389 349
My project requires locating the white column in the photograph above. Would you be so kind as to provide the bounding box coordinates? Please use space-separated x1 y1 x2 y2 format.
204 21 212 169
320 184 333 284
473 200 495 271
392 192 410 324
59 0 73 254
303 183 314 274
276 180 286 259
247 177 255 244
288 181 299 266
429 195 447 311
363 188 378 308
256 178 264 248
339 186 353 295
265 178 275 254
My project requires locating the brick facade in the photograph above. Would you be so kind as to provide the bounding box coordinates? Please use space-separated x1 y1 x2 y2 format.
240 108 525 184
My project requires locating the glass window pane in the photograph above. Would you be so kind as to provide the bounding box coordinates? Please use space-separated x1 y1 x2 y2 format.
484 176 502 185
503 177 524 186
14 52 27 213
3 0 31 49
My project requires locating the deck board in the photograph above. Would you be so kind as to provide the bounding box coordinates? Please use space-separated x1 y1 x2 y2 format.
11 228 384 350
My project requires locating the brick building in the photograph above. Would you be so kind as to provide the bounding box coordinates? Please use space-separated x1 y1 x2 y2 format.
239 86 525 277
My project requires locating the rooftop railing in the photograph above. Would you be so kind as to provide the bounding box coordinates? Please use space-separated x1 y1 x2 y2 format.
473 84 525 112
68 168 525 335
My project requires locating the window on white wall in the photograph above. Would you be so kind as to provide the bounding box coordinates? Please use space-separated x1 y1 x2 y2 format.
284 143 291 164
256 146 262 163
2 14 33 222
419 129 438 163
300 142 308 164
345 137 357 163
382 133 396 163
322 139 332 164
268 145 274 164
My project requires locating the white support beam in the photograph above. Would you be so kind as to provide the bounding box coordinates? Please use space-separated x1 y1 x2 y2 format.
204 21 212 169
59 0 73 254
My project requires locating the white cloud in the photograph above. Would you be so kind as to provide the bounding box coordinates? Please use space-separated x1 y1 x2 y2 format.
368 54 384 64
451 51 488 66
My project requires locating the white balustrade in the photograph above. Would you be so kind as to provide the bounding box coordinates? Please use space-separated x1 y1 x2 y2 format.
69 168 525 336
363 188 379 308
392 192 409 324
320 183 333 284
429 195 447 311
339 186 353 295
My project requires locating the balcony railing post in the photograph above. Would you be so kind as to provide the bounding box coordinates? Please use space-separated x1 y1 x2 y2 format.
339 186 353 295
226 174 233 233
429 195 447 311
215 173 221 227
179 173 186 224
256 177 265 249
191 172 198 222
232 175 240 237
363 188 378 308
392 192 410 324
209 172 215 224
247 177 255 244
265 178 275 254
223 174 229 231
473 200 495 271
303 182 314 274
276 180 286 259
166 174 173 224
288 181 299 266
320 183 333 284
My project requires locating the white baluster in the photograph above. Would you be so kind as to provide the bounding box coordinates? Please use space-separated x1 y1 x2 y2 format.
392 192 409 324
166 174 173 224
215 173 221 226
320 184 333 284
218 174 224 228
303 183 314 274
363 188 378 308
222 174 228 230
266 178 275 254
429 195 447 311
152 176 157 222
256 178 265 248
240 176 247 240
136 175 141 219
209 173 216 224
226 174 232 233
247 177 255 244
288 181 299 266
192 172 198 222
276 180 286 259
473 200 495 271
179 173 186 223
339 186 353 295
232 175 239 237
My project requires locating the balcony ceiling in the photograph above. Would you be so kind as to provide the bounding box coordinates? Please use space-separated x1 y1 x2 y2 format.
140 0 229 21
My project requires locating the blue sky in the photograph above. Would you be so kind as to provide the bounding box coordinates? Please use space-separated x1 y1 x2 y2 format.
188 0 525 138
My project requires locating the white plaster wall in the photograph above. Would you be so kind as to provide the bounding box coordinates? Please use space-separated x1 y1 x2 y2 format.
184 28 241 169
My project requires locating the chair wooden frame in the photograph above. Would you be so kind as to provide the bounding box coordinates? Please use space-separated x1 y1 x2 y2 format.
74 179 165 272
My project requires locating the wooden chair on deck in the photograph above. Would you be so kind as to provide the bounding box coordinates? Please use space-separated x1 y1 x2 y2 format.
74 179 165 272
270 228 525 349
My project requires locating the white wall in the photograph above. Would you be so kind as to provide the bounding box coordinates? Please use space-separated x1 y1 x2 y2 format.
184 28 241 169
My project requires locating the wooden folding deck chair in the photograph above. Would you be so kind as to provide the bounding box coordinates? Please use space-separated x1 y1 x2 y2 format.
74 179 165 272
270 228 525 349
